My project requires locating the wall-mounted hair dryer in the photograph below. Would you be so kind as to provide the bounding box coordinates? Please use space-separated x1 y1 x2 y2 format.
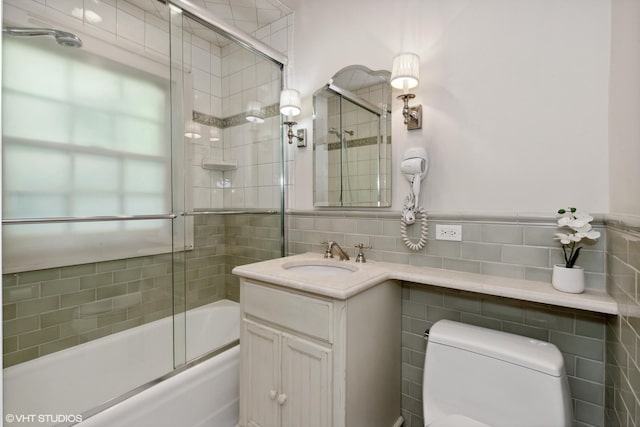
400 147 429 250
401 147 428 206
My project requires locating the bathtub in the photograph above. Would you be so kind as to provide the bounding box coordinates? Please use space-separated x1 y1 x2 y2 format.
3 299 240 427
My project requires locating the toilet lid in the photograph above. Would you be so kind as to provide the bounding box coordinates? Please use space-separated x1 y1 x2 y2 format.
427 414 491 427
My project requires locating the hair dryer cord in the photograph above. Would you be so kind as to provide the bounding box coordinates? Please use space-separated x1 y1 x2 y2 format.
400 205 428 251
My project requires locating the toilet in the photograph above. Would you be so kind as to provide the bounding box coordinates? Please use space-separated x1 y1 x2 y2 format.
422 320 572 427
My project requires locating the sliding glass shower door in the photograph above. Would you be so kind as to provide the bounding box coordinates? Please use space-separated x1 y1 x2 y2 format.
2 0 285 422
169 8 285 366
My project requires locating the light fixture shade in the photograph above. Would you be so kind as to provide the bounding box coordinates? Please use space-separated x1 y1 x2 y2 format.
184 120 201 139
246 101 265 123
279 89 301 117
390 53 420 90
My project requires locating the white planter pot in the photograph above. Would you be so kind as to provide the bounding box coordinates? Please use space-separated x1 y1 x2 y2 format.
552 264 585 294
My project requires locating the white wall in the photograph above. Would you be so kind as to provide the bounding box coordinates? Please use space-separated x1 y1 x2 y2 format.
288 0 611 215
609 0 640 217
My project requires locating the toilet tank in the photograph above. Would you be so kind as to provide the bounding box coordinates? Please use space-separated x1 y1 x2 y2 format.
423 320 572 427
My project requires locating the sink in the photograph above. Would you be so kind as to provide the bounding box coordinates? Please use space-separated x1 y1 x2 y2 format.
282 261 356 276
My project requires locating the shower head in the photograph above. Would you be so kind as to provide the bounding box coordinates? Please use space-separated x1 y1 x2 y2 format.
3 27 83 48
328 127 354 137
328 127 341 137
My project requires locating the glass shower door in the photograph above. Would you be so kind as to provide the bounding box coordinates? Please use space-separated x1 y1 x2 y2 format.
170 8 285 365
2 0 178 420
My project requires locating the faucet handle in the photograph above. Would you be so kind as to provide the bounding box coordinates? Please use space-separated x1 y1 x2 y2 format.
354 243 372 263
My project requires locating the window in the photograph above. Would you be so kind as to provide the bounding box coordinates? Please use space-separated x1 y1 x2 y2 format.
2 38 173 273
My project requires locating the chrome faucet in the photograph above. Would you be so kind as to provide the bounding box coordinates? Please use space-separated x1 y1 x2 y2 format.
322 241 350 261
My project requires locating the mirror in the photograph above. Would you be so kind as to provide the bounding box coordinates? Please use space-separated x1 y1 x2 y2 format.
313 65 392 207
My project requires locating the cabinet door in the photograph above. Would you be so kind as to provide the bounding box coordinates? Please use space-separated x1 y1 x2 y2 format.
241 320 281 427
280 334 332 427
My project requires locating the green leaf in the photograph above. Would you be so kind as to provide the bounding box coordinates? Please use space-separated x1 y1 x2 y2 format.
558 209 566 214
569 207 577 212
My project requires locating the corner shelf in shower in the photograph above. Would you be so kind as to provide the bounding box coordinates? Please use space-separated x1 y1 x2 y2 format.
201 159 238 171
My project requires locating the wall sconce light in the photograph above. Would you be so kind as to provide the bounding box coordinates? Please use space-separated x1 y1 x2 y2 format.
184 120 202 139
280 89 306 146
245 101 265 124
209 127 221 142
391 52 422 130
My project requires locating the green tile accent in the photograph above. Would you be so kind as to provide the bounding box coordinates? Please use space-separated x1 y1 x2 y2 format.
3 284 39 303
18 268 61 284
524 306 575 333
4 315 39 337
61 263 96 278
4 303 17 321
40 307 77 328
3 347 39 368
19 326 60 349
577 358 605 384
60 289 96 308
3 336 18 354
40 335 79 357
41 277 80 297
481 224 523 244
80 272 114 289
17 296 60 317
550 331 604 361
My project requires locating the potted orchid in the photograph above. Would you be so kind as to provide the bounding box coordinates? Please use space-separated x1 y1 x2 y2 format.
552 207 600 293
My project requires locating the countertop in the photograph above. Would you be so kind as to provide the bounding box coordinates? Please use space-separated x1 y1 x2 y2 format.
232 252 619 315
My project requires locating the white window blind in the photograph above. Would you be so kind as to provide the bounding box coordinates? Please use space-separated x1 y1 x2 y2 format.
2 38 176 273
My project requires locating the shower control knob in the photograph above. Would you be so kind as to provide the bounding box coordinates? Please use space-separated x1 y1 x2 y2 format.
269 389 278 400
277 393 287 405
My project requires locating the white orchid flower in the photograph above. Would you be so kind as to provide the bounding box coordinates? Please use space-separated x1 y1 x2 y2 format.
555 233 581 245
576 230 600 240
555 207 600 268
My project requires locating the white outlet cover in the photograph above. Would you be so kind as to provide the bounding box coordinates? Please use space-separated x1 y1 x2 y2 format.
435 224 462 241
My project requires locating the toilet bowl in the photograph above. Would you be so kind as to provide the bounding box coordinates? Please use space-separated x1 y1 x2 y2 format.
422 320 572 427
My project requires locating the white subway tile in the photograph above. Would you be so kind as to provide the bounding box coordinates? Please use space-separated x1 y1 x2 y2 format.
192 68 211 94
116 8 144 44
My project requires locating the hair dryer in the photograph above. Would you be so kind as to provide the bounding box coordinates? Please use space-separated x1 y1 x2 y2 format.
400 147 429 250
401 147 428 208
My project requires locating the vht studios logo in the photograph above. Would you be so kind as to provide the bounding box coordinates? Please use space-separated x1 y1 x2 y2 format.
5 414 83 423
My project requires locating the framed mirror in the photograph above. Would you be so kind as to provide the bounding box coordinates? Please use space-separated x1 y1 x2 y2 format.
313 65 391 207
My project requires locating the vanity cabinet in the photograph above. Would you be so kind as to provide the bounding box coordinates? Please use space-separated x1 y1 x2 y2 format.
239 278 401 427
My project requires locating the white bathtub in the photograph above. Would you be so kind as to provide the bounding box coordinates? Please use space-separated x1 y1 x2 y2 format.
3 299 240 427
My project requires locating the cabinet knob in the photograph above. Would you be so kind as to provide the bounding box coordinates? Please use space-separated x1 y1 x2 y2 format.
269 389 278 400
277 393 287 405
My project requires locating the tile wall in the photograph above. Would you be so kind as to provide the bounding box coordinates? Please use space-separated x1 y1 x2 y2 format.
400 284 608 427
605 217 640 427
2 213 280 368
287 209 610 426
287 210 606 289
189 15 290 211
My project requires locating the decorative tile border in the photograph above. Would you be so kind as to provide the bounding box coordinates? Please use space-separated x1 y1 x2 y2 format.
326 136 386 151
193 103 280 129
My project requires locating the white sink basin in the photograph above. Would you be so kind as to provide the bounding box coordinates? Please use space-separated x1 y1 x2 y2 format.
282 262 356 276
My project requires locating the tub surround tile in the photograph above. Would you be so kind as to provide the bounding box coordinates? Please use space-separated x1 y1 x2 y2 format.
2 212 280 368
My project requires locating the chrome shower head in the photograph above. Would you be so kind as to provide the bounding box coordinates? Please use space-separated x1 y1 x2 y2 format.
52 30 83 48
3 27 83 48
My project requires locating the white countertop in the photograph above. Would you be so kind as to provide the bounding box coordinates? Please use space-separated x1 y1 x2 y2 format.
232 252 619 315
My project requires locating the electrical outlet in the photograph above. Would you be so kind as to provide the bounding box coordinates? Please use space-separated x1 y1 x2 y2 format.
435 224 462 241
